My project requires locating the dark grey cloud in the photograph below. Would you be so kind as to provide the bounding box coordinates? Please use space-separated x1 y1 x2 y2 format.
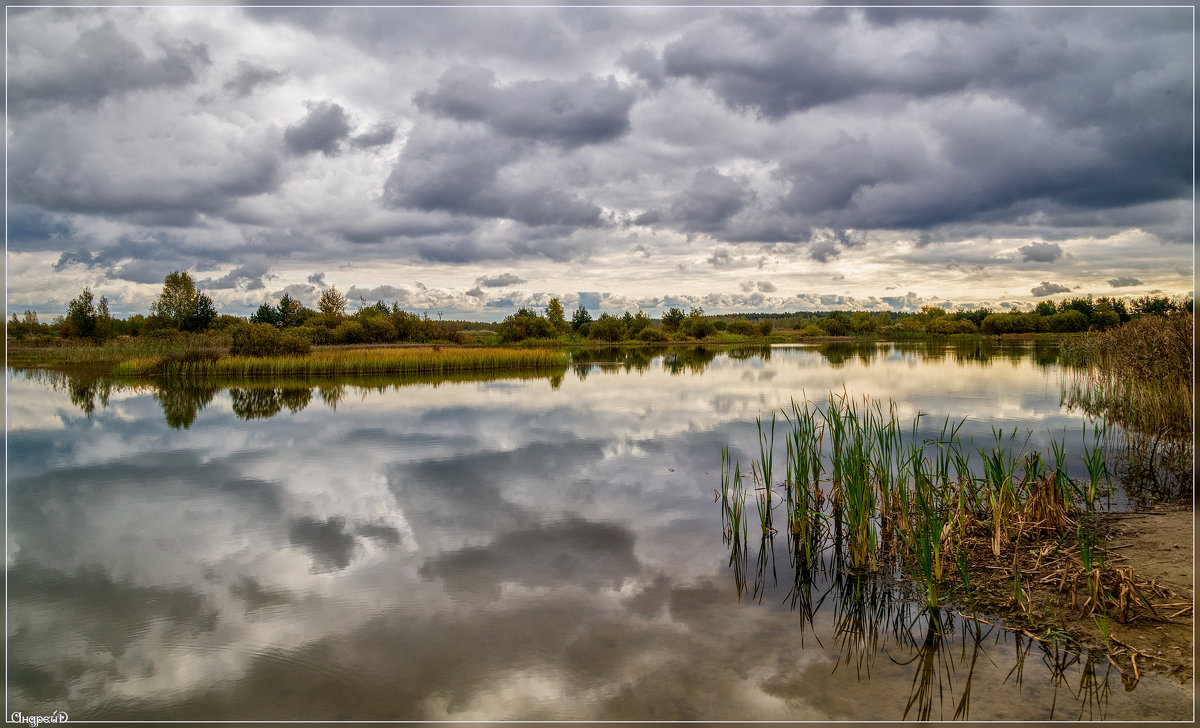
660 8 1078 119
51 233 212 286
806 229 866 264
862 6 992 26
223 59 286 98
8 110 282 226
350 121 397 149
666 168 751 233
1107 276 1142 288
1031 281 1071 296
649 7 1190 239
345 285 410 306
8 19 210 112
706 249 734 268
415 66 635 148
284 101 353 157
7 204 75 246
619 44 665 89
476 273 525 288
1018 241 1064 263
6 6 1192 316
199 263 272 291
271 283 321 306
383 124 603 229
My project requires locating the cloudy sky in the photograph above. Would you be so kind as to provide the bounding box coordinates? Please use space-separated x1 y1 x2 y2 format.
6 4 1193 320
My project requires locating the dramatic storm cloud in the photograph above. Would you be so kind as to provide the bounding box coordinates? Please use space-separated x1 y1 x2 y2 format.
6 6 1192 319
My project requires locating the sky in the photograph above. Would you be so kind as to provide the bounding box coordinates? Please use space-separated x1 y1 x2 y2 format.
5 4 1194 321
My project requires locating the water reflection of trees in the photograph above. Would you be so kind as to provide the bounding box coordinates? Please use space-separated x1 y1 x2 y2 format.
568 344 738 377
229 387 313 420
18 369 565 428
809 339 1071 371
154 384 219 429
15 369 123 417
724 528 1117 721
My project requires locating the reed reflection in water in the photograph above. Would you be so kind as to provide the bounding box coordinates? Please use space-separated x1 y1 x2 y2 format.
723 526 1127 721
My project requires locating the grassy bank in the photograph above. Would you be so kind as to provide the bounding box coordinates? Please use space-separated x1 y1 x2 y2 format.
110 346 569 379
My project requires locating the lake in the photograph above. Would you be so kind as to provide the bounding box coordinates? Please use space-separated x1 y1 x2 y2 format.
6 341 1192 720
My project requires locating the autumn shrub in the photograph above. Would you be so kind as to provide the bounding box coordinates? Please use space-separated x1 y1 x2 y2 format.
637 327 669 342
230 323 312 357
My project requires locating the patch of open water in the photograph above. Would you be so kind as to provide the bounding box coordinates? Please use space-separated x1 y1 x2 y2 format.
5 342 1192 720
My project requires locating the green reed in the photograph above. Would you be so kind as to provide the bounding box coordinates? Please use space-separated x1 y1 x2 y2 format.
1080 422 1111 510
753 415 778 537
720 391 1115 613
783 398 824 564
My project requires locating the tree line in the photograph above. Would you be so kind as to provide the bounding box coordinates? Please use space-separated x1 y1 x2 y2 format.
6 271 1192 349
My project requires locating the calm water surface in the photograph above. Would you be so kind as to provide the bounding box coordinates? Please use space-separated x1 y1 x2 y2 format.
6 342 1192 720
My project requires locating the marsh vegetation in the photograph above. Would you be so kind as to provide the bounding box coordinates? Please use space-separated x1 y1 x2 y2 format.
718 387 1189 681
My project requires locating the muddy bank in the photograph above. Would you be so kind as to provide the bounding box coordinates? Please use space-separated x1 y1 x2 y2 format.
955 507 1193 686
1097 508 1193 683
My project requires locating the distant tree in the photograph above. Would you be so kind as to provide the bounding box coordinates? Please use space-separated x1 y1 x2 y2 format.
926 317 978 335
64 286 98 338
588 313 626 342
1131 295 1175 316
545 298 568 333
1035 300 1057 317
152 271 217 332
918 305 946 319
1095 296 1131 323
954 308 991 328
729 318 757 336
871 311 894 329
250 303 279 326
95 295 115 338
661 307 685 331
1047 310 1089 333
571 306 594 332
317 286 348 318
628 310 652 336
681 307 715 338
276 293 304 328
816 311 851 336
1059 297 1095 318
23 310 39 325
498 309 554 342
849 311 877 333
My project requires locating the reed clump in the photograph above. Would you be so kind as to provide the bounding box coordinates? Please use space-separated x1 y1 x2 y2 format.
718 394 1174 629
112 346 570 379
1061 312 1193 502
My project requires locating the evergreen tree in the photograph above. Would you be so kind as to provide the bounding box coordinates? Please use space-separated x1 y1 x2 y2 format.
571 306 594 332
